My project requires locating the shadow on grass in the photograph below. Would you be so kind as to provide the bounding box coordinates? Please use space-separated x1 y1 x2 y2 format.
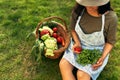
34 56 62 80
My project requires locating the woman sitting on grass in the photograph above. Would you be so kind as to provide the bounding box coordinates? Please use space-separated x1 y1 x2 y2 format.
59 0 118 80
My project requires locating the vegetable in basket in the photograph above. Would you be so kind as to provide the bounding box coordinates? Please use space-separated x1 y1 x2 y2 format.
52 27 58 32
31 39 45 63
57 36 65 47
40 29 50 37
39 26 53 36
44 37 58 56
41 34 50 41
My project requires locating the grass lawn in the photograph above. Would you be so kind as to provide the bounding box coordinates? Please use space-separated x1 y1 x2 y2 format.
0 0 120 80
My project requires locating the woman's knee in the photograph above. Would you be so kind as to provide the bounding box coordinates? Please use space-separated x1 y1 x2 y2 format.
59 58 66 69
77 70 91 80
77 70 84 78
59 58 73 71
59 58 76 80
59 58 65 68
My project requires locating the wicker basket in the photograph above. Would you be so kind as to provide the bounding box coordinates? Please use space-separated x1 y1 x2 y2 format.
35 16 70 59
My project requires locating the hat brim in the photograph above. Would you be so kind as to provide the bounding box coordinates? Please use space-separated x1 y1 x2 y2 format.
76 0 109 6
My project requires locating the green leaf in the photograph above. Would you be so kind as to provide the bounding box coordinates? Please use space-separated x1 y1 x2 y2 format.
76 49 101 66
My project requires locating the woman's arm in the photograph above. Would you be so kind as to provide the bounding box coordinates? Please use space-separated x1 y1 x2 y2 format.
71 30 81 45
92 11 118 70
101 43 113 59
92 43 113 70
71 30 82 53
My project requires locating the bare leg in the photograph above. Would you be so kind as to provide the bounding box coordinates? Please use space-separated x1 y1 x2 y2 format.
59 58 76 80
77 70 91 80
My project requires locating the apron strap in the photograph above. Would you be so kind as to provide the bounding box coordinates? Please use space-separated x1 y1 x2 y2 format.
77 9 85 24
101 15 105 31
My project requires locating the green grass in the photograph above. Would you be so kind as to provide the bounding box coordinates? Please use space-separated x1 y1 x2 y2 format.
0 0 120 80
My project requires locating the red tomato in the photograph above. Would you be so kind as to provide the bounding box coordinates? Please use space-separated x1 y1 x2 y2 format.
40 29 50 36
74 47 82 53
57 36 65 46
53 27 58 32
52 33 58 38
57 36 62 43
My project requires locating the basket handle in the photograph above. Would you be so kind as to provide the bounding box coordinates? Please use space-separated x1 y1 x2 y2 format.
36 16 67 39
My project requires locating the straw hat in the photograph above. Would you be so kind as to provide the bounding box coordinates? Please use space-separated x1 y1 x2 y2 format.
76 0 109 6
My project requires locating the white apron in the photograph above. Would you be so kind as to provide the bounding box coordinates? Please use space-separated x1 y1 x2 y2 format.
63 13 109 80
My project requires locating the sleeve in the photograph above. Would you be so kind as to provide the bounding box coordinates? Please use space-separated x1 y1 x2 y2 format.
105 12 118 45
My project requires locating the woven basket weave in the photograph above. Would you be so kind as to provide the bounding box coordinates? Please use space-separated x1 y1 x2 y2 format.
35 16 70 59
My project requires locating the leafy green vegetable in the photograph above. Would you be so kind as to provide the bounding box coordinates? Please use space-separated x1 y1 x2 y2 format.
76 49 101 66
31 39 45 63
42 22 58 29
41 34 50 41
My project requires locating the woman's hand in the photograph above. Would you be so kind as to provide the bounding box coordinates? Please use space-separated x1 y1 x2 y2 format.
71 30 82 54
92 43 113 70
92 57 104 70
72 43 82 54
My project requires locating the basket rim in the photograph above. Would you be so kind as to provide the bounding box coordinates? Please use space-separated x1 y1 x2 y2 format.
35 16 68 39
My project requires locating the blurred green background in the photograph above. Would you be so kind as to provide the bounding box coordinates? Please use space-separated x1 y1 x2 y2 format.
0 0 120 80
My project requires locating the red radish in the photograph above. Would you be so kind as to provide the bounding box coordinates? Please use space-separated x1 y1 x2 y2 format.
57 36 65 46
52 33 58 38
74 47 82 53
57 36 62 43
53 27 58 32
40 29 50 36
